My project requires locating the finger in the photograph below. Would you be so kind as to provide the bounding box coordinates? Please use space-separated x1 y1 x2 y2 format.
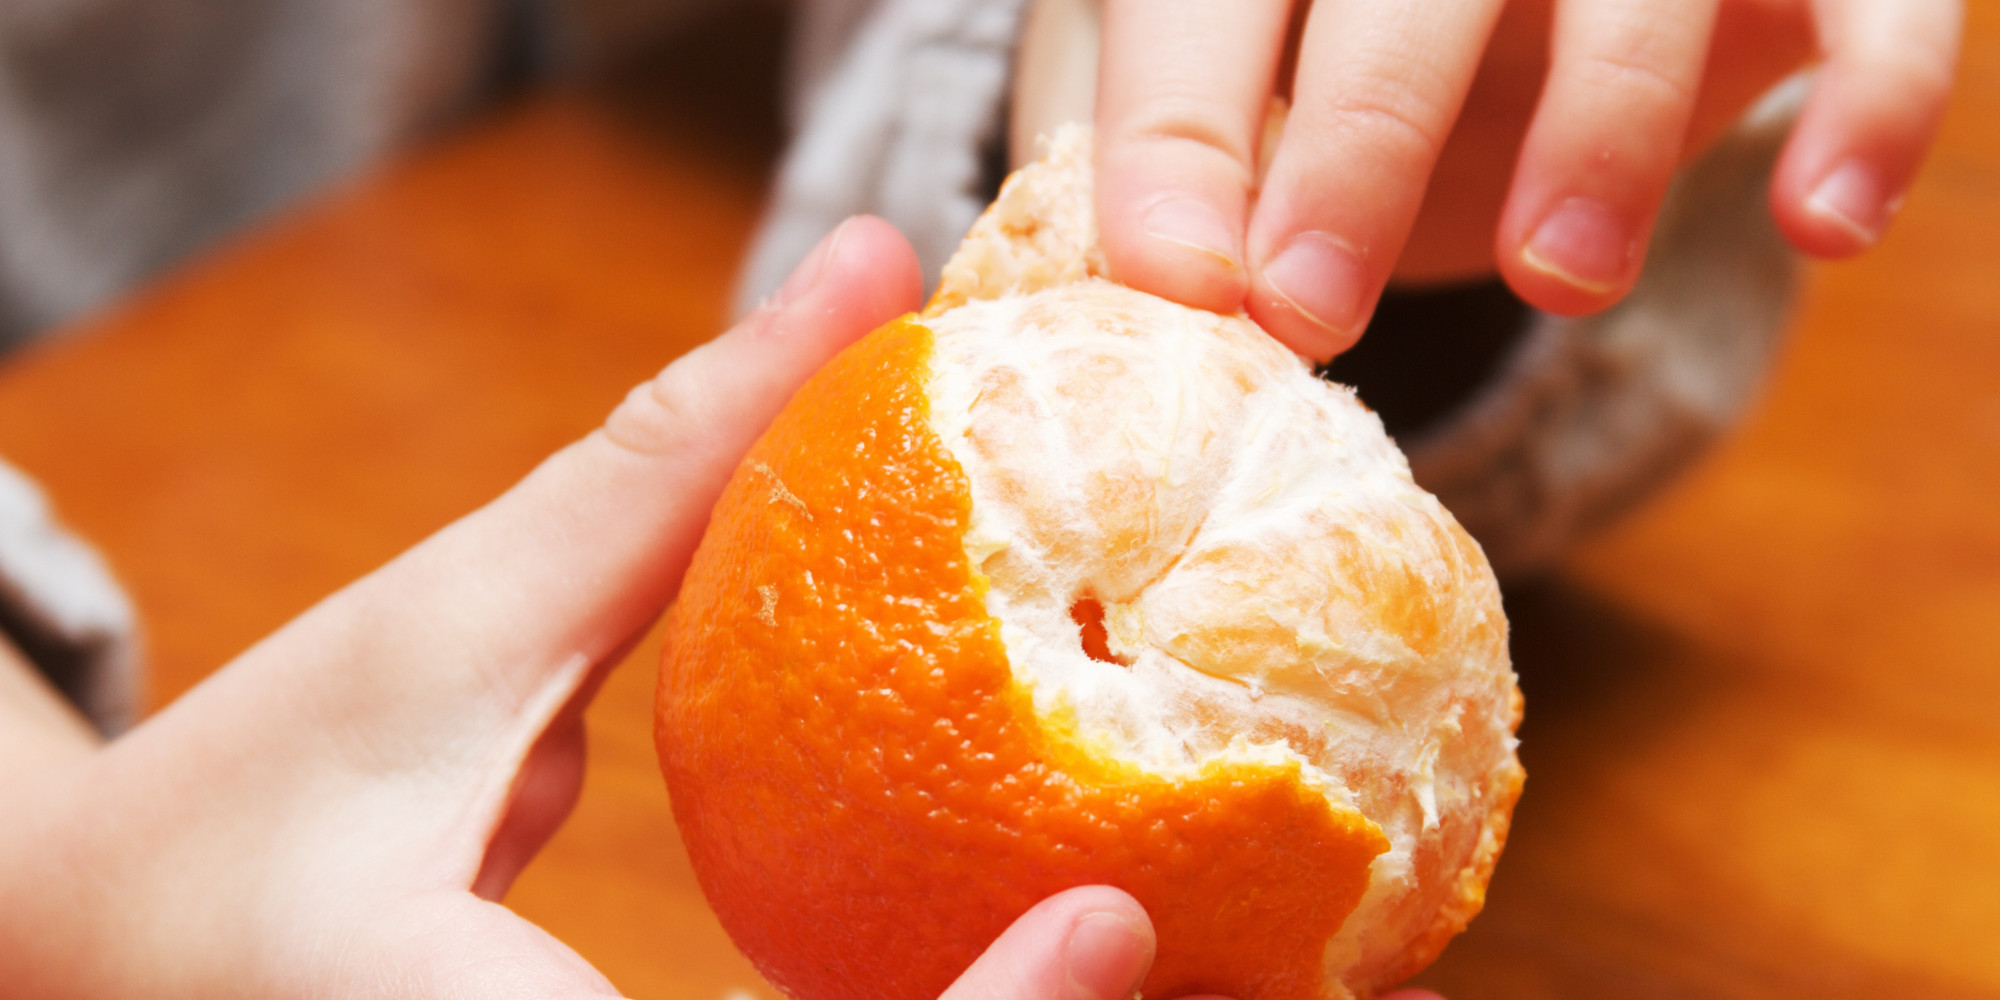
941 886 1155 1000
1495 0 1723 314
1095 0 1293 313
1770 0 1962 256
185 216 922 853
1682 0 1816 157
1245 0 1509 360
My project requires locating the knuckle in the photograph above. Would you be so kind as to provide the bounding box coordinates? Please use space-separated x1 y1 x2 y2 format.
601 350 726 461
1113 94 1260 172
1299 45 1457 166
1576 50 1698 114
1319 87 1447 166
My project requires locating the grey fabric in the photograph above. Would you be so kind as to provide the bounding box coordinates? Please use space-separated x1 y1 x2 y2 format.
736 0 1029 314
0 0 502 348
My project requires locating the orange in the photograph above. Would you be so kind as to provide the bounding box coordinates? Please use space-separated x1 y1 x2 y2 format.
658 128 1522 1000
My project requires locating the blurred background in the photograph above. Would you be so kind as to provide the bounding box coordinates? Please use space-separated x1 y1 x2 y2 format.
0 2 1997 998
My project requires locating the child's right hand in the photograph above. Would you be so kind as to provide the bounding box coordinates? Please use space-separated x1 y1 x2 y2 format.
1087 0 1962 360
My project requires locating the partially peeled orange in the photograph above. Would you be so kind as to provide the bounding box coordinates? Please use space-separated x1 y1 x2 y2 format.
658 128 1522 1000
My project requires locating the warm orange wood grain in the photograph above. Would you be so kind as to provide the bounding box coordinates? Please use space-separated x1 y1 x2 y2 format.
0 10 1996 1000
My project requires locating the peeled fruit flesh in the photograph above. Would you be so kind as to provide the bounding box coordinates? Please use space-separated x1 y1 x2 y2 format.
657 127 1523 1000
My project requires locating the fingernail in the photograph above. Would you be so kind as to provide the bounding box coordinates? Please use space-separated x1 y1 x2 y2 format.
1141 197 1240 269
1521 196 1631 295
1805 161 1892 247
773 218 851 308
1261 232 1367 354
1064 911 1152 1000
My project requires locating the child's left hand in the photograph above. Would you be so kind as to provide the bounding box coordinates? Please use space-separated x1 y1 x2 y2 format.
0 217 1167 1000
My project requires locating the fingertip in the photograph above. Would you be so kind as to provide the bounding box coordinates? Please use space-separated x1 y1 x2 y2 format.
1246 232 1370 362
601 216 916 463
791 215 924 334
1049 884 1152 933
1050 887 1153 1000
1773 159 1896 258
943 886 1155 1000
1767 95 1914 259
1024 885 1154 955
1093 0 1285 314
1096 137 1255 315
1065 908 1155 1000
1500 255 1635 318
1108 194 1251 314
1246 293 1366 364
839 214 927 313
1769 96 1931 259
1768 0 1960 258
1496 200 1640 317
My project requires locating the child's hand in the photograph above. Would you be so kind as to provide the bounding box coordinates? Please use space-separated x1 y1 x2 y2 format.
0 218 1176 1000
1091 0 1962 359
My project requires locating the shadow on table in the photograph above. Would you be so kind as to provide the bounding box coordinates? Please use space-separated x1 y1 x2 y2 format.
1408 576 1988 1000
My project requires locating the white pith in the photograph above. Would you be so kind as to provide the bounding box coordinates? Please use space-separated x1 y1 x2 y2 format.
923 125 1520 999
926 288 1415 788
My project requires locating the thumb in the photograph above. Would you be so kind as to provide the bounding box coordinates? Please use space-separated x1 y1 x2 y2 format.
942 887 1157 1000
182 215 922 863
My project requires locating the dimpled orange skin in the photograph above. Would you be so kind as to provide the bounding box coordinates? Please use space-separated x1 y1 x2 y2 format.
658 316 1394 1000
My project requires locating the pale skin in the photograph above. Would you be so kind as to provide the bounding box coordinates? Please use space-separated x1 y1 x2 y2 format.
1086 0 1964 359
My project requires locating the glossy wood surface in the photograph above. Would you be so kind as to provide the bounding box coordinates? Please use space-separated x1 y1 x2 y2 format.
1 12 1996 999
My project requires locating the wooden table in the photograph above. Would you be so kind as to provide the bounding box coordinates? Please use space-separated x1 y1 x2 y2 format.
2 12 1997 998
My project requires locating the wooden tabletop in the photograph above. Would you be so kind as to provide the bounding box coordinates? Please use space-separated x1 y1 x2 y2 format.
2 11 1997 999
